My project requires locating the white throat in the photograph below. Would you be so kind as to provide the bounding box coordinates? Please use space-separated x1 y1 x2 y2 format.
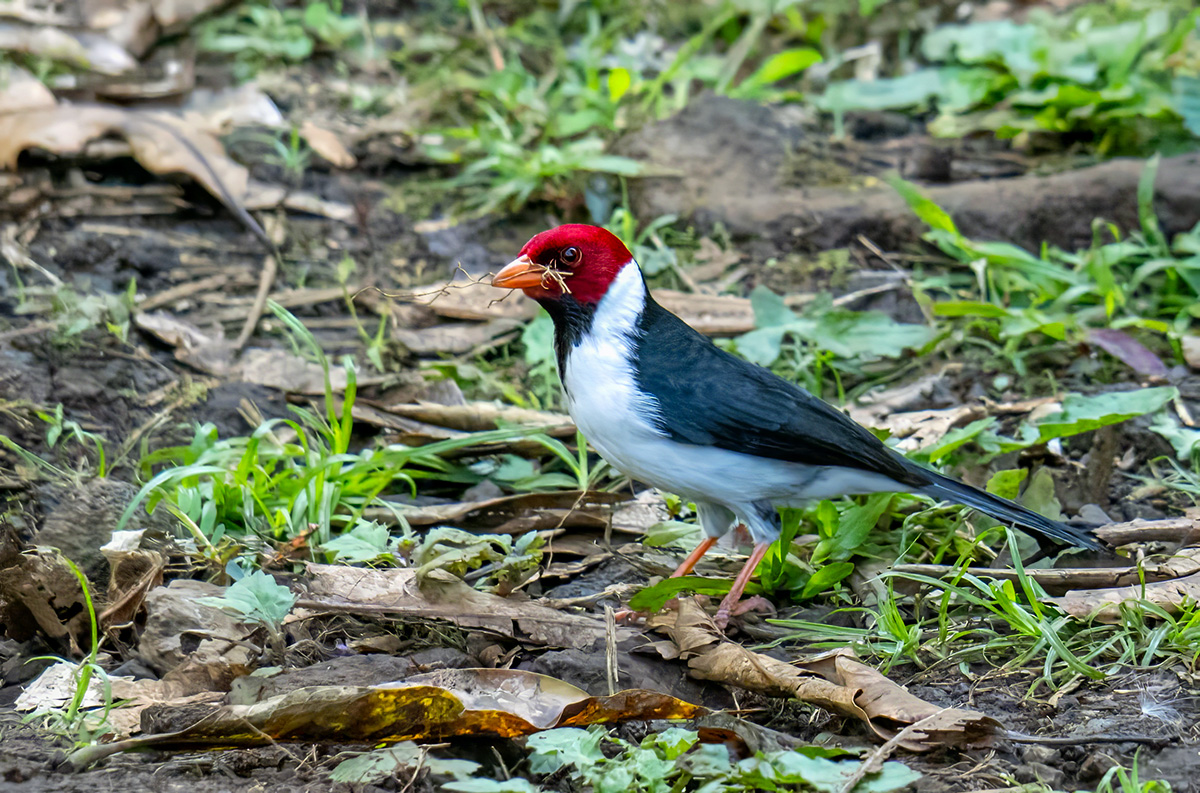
561 260 664 456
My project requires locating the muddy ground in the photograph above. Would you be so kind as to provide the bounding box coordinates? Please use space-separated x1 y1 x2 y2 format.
2 19 1200 793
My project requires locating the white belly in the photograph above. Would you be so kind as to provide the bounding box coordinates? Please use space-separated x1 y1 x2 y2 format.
559 262 903 540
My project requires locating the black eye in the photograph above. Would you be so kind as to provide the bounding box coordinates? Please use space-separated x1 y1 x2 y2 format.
560 246 581 266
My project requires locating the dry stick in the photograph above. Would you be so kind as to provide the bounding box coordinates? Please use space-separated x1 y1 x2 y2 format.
234 252 279 351
838 708 953 793
604 605 619 696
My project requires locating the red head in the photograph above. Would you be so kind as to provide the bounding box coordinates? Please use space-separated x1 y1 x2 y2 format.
492 224 634 305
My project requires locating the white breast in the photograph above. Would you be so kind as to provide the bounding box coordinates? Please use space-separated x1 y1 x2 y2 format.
562 262 666 475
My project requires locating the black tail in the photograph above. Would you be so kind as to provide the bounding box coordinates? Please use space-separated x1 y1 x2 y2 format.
918 471 1104 551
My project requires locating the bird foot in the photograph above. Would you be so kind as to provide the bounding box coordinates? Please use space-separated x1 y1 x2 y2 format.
612 608 648 624
713 595 775 630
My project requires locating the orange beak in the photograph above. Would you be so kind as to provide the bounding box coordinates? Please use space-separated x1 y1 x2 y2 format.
492 255 549 290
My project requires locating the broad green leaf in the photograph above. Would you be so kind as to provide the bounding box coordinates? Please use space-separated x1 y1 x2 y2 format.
527 728 605 775
330 743 480 785
1031 386 1179 443
800 562 855 599
323 520 394 564
986 469 1028 500
199 570 296 629
1151 413 1200 462
628 575 735 612
750 284 798 328
813 493 894 564
932 301 1013 319
1177 75 1200 137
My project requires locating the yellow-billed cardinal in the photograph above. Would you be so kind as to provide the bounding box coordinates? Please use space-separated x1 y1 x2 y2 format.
493 225 1103 626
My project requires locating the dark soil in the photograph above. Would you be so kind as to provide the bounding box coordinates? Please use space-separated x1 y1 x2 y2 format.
2 29 1200 793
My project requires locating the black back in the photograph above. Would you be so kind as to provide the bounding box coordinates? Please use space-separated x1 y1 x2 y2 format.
630 296 928 487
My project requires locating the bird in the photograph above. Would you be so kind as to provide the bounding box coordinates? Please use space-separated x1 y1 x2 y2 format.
491 224 1104 627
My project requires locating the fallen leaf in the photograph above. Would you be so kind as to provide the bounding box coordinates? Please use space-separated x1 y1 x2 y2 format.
654 599 999 751
303 563 629 651
393 319 523 355
0 64 57 113
1087 328 1168 377
66 668 706 769
0 23 137 75
0 105 249 209
299 120 357 168
139 580 258 673
182 83 284 135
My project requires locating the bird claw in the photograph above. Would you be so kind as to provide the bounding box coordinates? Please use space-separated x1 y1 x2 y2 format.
612 608 648 625
712 595 775 630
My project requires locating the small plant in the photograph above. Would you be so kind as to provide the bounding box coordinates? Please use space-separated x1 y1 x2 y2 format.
894 161 1198 376
438 726 919 793
820 3 1200 153
199 567 296 659
23 557 115 747
198 0 364 80
37 404 107 477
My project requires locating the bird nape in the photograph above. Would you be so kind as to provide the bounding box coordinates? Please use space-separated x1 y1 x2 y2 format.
493 224 1106 628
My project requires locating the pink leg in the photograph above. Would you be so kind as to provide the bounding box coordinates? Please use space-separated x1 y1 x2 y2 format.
670 536 718 578
713 542 772 629
614 536 720 624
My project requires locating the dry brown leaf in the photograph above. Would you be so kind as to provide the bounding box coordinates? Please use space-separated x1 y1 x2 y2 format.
0 23 137 74
181 84 284 135
390 282 806 336
299 120 357 168
393 319 523 355
0 64 56 113
0 105 248 208
303 563 631 651
1051 570 1200 622
656 599 999 751
100 531 165 629
67 668 706 769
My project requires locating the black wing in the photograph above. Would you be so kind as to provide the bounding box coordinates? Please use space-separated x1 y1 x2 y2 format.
631 297 928 488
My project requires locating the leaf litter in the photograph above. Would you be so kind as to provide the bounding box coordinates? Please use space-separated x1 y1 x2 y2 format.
1 4 1198 790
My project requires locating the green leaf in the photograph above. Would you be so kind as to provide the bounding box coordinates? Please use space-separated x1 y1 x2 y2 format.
199 570 295 629
1031 387 1179 443
734 47 822 97
749 284 798 328
1151 413 1200 462
813 493 894 564
629 575 735 612
322 520 394 564
331 743 481 784
608 67 632 103
645 727 698 760
886 175 958 235
915 417 997 464
800 562 855 599
527 727 605 775
986 469 1028 500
